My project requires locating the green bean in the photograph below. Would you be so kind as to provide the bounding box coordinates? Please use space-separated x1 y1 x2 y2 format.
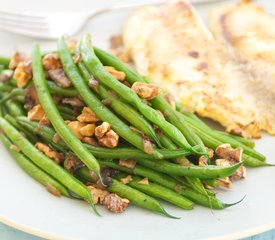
0 117 99 215
137 158 242 179
180 187 244 209
47 81 79 97
0 133 70 197
79 161 234 209
32 44 101 178
4 115 38 143
0 83 14 92
17 117 192 160
77 62 162 147
0 57 10 67
58 37 163 159
108 179 177 218
215 130 255 148
0 88 25 104
81 34 193 152
5 99 26 117
115 173 194 210
159 134 177 149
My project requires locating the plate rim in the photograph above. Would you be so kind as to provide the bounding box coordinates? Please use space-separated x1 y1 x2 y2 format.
1 214 275 240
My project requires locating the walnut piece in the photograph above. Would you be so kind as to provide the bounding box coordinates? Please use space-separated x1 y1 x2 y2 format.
28 104 45 121
82 137 99 146
215 144 243 163
35 142 63 164
66 121 86 140
77 107 100 123
48 69 72 88
42 53 62 71
95 122 110 138
217 177 232 189
10 144 20 152
131 82 160 100
104 193 129 213
62 97 84 108
9 51 30 70
120 175 133 184
104 66 126 81
79 124 96 137
88 186 109 205
118 159 137 169
14 61 32 88
98 130 119 148
198 156 208 167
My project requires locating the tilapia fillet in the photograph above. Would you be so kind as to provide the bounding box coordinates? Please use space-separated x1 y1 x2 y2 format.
123 0 275 137
209 0 275 135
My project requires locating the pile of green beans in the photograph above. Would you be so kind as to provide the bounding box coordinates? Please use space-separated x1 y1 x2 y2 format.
0 34 269 217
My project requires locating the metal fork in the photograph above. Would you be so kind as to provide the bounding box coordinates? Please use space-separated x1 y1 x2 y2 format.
0 0 223 39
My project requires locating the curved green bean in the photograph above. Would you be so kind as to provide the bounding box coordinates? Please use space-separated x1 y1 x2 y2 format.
0 133 70 197
0 117 99 215
47 81 79 97
137 158 242 179
32 44 101 179
5 99 26 117
58 37 162 159
116 173 194 210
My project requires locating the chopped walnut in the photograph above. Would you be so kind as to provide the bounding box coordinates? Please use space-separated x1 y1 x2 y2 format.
35 142 63 164
9 51 30 70
42 53 62 71
175 157 193 166
215 158 231 167
28 104 45 121
205 147 214 158
46 184 61 197
66 121 86 140
104 193 129 213
163 94 176 110
120 175 133 184
10 144 20 152
215 144 243 163
79 124 96 137
67 37 77 51
95 122 110 138
14 61 32 88
24 86 39 110
104 66 126 81
217 177 232 189
64 154 82 172
62 97 85 108
230 165 247 180
52 134 61 144
82 137 99 146
0 70 13 83
138 177 149 185
88 78 99 92
198 156 208 166
98 130 119 148
77 107 100 123
48 69 72 88
87 186 109 205
131 82 160 100
143 138 153 155
118 159 137 169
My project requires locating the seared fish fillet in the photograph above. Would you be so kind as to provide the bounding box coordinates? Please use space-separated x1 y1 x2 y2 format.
209 0 275 136
123 0 274 137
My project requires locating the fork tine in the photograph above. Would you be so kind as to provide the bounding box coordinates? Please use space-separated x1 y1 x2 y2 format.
0 10 48 24
0 23 51 38
0 19 48 30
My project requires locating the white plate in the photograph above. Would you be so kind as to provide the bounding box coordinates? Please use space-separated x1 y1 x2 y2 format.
0 0 275 239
